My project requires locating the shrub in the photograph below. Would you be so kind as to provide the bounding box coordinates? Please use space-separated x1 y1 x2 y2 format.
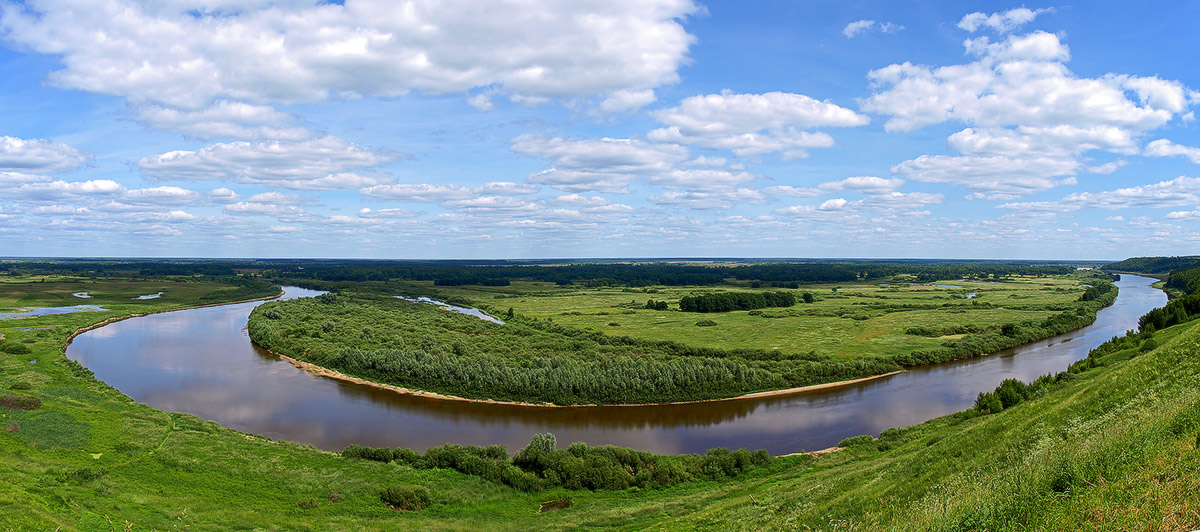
341 444 392 462
9 382 32 390
379 485 431 511
995 378 1030 408
695 320 718 327
974 392 1003 415
392 448 420 466
297 499 319 509
838 435 874 447
0 341 31 355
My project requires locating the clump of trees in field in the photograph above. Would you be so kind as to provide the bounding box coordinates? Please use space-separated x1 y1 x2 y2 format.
678 291 795 313
343 433 770 493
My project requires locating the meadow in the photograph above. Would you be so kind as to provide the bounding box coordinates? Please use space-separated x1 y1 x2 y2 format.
0 269 1196 530
421 275 1104 360
246 272 1116 404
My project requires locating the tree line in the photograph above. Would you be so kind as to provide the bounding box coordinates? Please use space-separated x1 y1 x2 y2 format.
1140 265 1200 332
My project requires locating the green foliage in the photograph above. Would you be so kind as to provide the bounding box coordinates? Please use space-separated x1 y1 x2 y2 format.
379 485 431 510
341 444 394 463
1132 277 1200 331
695 320 718 327
1078 284 1109 302
643 299 669 310
341 434 770 493
249 293 905 404
0 340 32 354
838 435 875 447
1104 255 1200 274
0 266 1196 531
879 427 902 440
250 276 1116 405
974 391 1003 415
678 291 795 313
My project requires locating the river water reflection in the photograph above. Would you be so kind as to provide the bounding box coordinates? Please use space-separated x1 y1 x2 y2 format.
65 275 1164 455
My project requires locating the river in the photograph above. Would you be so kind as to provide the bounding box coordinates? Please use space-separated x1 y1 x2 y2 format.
64 274 1164 455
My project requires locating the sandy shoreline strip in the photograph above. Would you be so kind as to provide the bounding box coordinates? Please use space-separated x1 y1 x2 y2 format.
265 346 905 408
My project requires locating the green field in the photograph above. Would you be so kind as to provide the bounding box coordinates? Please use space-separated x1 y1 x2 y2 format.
1 274 1197 530
0 275 280 313
425 276 1094 360
246 273 1114 405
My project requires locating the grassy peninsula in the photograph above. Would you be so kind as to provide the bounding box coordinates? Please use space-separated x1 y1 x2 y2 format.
248 272 1116 405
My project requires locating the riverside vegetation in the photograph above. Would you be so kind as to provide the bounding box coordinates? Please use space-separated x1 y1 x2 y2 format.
1 258 1198 531
248 272 1117 404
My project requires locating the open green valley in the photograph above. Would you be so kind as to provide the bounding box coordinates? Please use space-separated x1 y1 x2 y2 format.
0 258 1197 530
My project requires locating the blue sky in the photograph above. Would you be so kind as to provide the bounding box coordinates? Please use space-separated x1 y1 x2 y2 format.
2 1 1199 260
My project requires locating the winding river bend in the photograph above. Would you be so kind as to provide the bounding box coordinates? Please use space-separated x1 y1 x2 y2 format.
65 274 1164 455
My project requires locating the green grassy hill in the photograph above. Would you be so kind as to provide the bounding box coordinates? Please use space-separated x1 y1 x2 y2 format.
0 275 1197 530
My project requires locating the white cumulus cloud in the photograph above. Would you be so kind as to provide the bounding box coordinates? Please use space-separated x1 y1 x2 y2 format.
958 7 1052 33
0 0 699 109
137 136 401 190
648 90 867 159
0 136 90 173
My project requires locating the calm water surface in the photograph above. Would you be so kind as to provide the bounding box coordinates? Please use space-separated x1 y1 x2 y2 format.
66 275 1164 455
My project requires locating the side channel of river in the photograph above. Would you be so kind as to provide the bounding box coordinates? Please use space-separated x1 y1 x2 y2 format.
65 275 1165 455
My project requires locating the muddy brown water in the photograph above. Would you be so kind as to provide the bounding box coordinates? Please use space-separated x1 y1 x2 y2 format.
65 275 1164 455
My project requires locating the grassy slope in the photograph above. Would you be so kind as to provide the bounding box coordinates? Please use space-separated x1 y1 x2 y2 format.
1 276 1197 530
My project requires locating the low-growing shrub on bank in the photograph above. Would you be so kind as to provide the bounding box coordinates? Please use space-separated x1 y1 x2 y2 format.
343 433 770 493
379 485 431 510
838 435 874 447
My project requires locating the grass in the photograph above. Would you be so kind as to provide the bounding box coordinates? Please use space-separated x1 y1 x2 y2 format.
243 273 1113 404
423 275 1096 361
0 273 1197 530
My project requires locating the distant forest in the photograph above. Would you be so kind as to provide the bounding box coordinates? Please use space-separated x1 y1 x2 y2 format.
0 258 1084 287
1103 255 1200 274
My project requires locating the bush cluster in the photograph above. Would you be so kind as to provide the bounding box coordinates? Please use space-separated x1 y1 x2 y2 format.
343 433 770 493
0 341 32 355
379 485 431 510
